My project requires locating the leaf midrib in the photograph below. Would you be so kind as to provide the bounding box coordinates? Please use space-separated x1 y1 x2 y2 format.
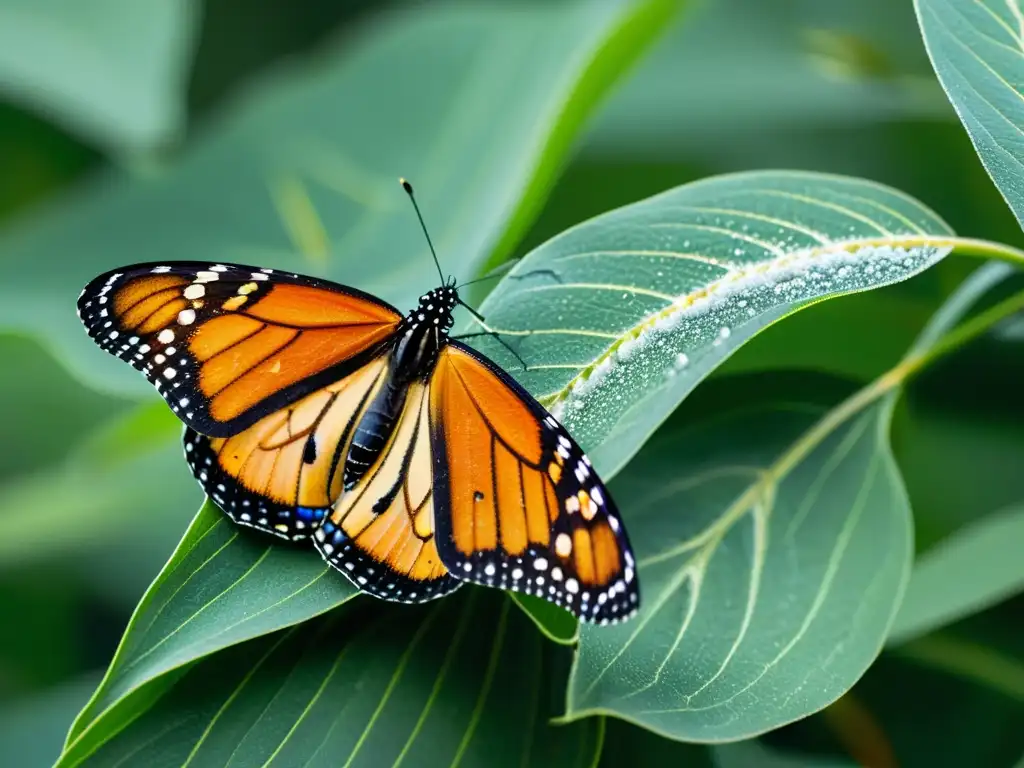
534 234 962 407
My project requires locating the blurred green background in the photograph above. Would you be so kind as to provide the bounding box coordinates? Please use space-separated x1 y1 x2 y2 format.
0 0 1022 765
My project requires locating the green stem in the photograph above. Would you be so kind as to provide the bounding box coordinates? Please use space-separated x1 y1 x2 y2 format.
897 288 1024 383
940 237 1024 266
771 285 1024 483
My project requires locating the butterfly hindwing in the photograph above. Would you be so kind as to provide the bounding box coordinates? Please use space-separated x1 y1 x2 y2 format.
182 356 392 540
429 343 639 624
77 261 402 437
313 379 462 603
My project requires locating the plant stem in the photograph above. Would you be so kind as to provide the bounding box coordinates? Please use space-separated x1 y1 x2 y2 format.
896 288 1024 384
938 237 1024 266
771 285 1024 484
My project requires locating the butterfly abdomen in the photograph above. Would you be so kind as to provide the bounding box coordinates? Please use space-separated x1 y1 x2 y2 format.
343 377 408 490
341 287 457 491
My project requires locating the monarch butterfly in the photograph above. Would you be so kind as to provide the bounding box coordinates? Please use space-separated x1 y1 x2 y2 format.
76 181 639 624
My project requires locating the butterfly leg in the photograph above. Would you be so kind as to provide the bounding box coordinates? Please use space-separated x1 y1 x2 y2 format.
451 330 529 370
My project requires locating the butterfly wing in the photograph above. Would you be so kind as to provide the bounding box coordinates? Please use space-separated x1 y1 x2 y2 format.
182 355 391 540
313 379 462 602
78 262 402 436
429 342 639 624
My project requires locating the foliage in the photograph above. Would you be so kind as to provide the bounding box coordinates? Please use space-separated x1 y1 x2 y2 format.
0 1 1022 766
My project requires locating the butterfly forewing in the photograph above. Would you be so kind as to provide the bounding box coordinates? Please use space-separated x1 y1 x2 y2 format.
77 262 401 436
429 343 639 624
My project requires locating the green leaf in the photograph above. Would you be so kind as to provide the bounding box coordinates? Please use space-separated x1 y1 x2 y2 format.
61 501 357 760
715 286 937 383
62 593 601 768
511 594 579 646
889 503 1024 644
473 170 955 480
914 0 1024 228
0 0 198 152
0 0 676 398
556 228 1024 742
561 375 912 741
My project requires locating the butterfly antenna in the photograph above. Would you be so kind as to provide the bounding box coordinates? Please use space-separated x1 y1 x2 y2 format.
400 178 445 285
457 258 522 290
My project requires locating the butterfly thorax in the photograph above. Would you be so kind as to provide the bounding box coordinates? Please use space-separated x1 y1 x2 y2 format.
342 284 457 491
391 285 457 382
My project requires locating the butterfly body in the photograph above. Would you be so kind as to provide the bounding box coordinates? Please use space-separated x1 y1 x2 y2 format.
78 261 640 624
342 285 459 491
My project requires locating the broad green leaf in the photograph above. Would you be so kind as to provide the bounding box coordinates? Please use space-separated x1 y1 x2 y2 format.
0 0 676 399
62 501 357 759
914 0 1024 228
715 286 937 383
561 380 912 741
558 254 1024 740
0 0 197 152
511 593 579 646
889 502 1024 644
473 170 955 480
63 593 601 768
